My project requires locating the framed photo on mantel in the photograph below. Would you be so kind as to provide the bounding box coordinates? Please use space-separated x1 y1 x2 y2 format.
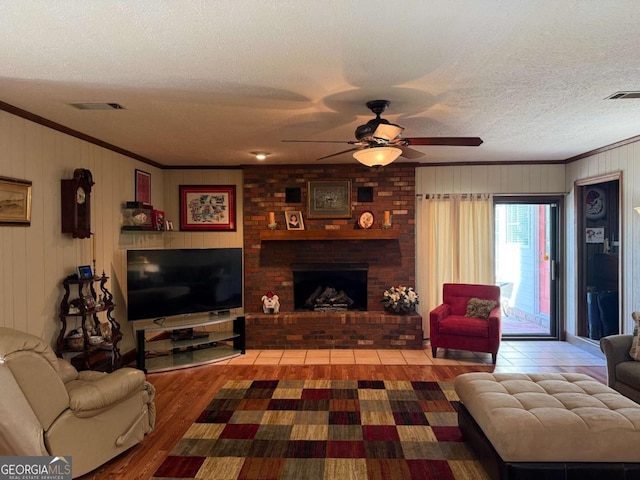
285 211 305 230
307 180 352 219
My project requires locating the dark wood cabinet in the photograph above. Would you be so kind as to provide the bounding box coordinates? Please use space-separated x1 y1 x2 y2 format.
56 273 122 372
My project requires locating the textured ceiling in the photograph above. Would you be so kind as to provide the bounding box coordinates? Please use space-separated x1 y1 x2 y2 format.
2 1 640 167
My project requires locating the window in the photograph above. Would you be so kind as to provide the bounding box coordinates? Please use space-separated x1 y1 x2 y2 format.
505 205 531 248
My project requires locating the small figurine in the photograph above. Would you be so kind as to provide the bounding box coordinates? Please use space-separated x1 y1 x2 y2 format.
261 291 280 314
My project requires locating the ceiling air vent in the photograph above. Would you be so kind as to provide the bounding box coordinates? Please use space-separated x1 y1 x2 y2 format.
69 103 125 110
606 91 640 100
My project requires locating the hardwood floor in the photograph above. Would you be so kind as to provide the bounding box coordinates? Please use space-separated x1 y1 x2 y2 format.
81 343 607 479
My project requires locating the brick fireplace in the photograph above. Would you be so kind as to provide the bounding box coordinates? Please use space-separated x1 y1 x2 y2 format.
242 164 421 349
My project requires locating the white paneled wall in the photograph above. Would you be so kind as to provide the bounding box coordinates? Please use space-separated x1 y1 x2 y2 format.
116 169 244 348
0 108 244 353
416 163 566 195
161 169 244 250
0 111 155 350
565 142 640 335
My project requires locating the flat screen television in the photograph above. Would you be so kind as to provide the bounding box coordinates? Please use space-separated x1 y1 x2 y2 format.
126 248 243 321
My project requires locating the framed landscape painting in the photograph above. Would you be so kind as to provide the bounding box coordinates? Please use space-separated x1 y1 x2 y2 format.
307 180 352 219
0 176 32 226
179 185 236 231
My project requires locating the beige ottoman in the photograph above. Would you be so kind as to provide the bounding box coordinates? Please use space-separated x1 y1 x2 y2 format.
454 372 640 480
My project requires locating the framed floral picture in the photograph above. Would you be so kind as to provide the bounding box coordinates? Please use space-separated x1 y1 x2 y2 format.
307 180 352 219
179 185 236 231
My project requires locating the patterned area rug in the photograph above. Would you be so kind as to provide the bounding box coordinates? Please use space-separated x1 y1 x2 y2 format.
152 379 488 480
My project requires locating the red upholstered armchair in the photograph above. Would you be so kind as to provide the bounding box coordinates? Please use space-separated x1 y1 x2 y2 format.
429 283 502 363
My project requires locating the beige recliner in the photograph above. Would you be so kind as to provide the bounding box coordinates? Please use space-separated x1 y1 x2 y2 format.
0 327 156 478
600 333 640 404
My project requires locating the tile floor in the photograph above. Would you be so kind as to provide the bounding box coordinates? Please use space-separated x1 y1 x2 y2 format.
221 340 606 368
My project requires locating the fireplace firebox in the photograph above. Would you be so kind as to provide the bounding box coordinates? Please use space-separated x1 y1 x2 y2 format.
292 263 368 311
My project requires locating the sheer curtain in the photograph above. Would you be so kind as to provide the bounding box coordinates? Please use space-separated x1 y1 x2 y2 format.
416 194 494 335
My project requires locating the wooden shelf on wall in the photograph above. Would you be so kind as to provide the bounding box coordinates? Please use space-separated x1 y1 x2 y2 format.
260 229 400 241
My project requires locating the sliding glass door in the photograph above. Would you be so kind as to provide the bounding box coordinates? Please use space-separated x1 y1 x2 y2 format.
494 197 561 338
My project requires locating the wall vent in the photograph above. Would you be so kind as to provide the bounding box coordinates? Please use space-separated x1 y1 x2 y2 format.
69 103 125 110
606 91 640 100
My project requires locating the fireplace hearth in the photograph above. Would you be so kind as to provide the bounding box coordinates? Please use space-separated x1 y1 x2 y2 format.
292 263 368 311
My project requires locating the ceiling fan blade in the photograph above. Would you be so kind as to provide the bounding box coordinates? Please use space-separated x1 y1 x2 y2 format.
404 137 483 147
399 146 424 159
316 147 362 161
282 139 356 144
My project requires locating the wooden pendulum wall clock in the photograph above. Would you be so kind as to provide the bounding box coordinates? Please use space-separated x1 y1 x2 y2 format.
61 168 94 238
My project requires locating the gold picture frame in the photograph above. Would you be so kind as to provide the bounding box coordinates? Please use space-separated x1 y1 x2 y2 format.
0 176 32 226
307 180 352 219
285 211 305 230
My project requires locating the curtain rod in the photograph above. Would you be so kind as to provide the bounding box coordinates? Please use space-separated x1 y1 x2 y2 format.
415 193 490 199
416 192 567 198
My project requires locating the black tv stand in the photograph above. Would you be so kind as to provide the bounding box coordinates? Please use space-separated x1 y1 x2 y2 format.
171 328 209 342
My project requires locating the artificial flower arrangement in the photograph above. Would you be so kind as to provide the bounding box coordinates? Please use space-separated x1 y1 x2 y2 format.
381 286 419 314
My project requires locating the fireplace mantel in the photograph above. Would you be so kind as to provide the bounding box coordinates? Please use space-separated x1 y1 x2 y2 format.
260 229 400 241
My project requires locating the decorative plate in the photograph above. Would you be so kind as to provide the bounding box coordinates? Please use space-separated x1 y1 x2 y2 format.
357 210 374 229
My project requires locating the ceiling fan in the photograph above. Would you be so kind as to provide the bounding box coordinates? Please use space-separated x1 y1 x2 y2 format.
282 100 483 167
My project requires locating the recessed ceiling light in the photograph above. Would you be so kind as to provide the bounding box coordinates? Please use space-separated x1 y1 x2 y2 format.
69 103 125 110
251 152 269 161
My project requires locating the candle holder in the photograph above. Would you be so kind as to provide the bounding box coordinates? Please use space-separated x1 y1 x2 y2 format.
382 211 392 229
268 222 278 230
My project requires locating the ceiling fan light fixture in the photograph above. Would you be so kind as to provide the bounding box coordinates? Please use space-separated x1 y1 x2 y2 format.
373 123 404 142
353 146 402 168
